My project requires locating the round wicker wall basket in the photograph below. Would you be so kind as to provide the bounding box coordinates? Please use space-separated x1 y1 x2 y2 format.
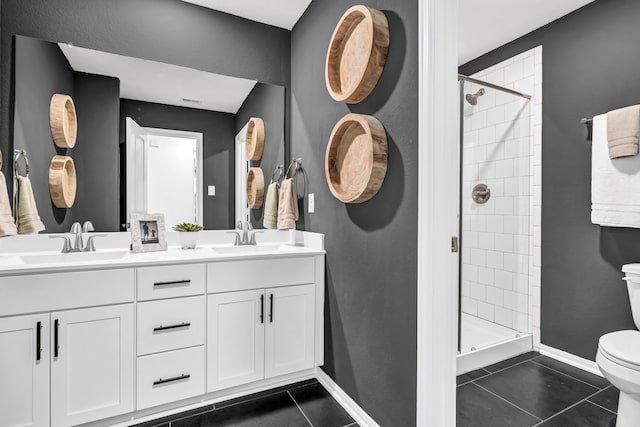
246 117 265 161
49 94 77 148
247 167 265 208
325 113 387 203
49 155 76 208
325 5 389 104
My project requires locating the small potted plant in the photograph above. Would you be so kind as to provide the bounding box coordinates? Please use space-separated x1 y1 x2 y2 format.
173 222 204 249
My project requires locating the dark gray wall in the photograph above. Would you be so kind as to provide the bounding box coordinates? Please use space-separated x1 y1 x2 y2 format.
73 72 120 232
235 83 286 228
291 1 418 425
13 36 75 232
1 0 291 193
120 100 236 230
459 0 639 361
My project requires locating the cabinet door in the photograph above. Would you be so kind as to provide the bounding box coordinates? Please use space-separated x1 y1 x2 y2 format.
0 314 50 427
51 304 134 427
207 290 265 391
265 284 315 378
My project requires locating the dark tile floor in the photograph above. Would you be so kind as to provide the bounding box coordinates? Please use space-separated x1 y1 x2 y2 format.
134 379 358 427
457 352 619 427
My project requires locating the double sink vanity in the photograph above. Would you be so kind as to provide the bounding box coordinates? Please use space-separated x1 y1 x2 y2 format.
0 230 325 427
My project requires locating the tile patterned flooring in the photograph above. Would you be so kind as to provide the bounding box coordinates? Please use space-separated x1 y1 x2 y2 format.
134 379 358 427
457 352 619 426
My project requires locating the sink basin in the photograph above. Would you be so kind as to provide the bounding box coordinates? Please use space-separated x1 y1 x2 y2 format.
210 244 300 255
19 251 129 265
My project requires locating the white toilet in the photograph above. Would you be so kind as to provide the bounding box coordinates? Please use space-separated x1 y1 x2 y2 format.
596 263 640 427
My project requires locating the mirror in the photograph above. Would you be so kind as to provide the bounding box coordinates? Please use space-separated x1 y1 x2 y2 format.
11 35 285 233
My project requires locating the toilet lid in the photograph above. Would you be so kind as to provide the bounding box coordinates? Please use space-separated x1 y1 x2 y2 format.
599 330 640 368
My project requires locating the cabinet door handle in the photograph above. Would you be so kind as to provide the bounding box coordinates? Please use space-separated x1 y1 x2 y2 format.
269 294 274 323
153 279 191 287
36 321 42 362
153 322 191 332
260 294 264 324
153 373 190 386
53 319 59 358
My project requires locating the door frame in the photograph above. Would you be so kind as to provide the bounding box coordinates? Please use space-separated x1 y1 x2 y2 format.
125 118 203 226
416 0 459 425
235 122 250 225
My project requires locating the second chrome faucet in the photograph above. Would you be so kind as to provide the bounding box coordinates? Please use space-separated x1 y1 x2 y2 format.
227 221 264 246
49 221 106 253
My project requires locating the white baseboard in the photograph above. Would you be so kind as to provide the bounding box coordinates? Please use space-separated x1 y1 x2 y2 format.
314 368 379 427
540 344 603 377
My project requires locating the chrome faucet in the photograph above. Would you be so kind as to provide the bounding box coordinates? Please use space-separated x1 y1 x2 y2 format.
49 221 106 253
226 221 263 246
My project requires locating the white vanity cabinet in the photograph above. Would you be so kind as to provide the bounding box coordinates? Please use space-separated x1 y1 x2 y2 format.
0 314 50 427
206 258 318 392
50 304 134 426
0 269 135 427
135 264 206 410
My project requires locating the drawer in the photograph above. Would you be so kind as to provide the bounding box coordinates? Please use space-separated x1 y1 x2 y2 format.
136 346 205 410
207 257 315 293
137 264 205 301
137 296 205 355
0 269 134 316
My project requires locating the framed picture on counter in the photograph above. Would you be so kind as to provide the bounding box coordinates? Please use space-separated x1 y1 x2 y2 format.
130 213 167 252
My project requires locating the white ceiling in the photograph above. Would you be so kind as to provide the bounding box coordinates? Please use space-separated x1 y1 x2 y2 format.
59 44 256 114
180 0 312 30
459 0 596 65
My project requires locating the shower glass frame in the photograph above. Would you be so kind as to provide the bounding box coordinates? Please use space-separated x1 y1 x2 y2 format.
457 75 533 355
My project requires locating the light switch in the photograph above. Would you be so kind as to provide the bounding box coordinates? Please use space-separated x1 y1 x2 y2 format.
308 193 315 213
208 185 216 196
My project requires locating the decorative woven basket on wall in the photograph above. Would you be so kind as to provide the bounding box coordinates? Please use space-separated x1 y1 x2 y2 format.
49 94 77 148
246 117 265 161
49 155 76 208
325 5 389 104
325 113 387 203
247 167 265 208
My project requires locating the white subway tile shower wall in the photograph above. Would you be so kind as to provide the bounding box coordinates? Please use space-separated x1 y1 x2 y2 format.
461 46 542 347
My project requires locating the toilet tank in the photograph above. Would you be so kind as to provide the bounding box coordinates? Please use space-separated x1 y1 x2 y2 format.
622 264 640 330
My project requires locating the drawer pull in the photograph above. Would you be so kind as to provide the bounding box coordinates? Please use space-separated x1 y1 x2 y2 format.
153 322 191 332
54 319 59 358
153 373 190 386
153 280 191 287
36 321 42 362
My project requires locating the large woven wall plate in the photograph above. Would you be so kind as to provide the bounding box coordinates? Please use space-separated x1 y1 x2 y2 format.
246 117 265 161
325 113 387 203
247 167 265 208
325 5 389 104
49 155 77 208
49 94 77 148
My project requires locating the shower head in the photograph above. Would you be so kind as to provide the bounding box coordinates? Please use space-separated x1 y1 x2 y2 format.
465 88 485 105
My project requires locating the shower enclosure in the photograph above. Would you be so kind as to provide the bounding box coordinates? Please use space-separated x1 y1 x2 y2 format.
457 74 533 374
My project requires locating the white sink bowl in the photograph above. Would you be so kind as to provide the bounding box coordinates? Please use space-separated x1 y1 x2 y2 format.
19 251 130 265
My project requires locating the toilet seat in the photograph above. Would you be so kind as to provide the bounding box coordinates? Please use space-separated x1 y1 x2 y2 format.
599 330 640 371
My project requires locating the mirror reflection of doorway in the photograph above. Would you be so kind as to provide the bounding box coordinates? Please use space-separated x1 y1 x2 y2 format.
126 118 203 229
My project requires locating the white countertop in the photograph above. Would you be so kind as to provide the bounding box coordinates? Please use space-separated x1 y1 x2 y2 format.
0 230 325 277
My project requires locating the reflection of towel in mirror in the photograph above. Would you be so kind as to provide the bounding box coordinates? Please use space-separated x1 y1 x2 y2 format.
15 175 45 234
0 172 17 237
263 182 280 229
277 178 298 230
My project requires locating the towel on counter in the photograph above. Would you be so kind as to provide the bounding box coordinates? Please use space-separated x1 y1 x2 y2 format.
14 175 45 234
277 178 298 230
0 172 17 237
592 113 640 228
607 105 640 159
263 182 280 229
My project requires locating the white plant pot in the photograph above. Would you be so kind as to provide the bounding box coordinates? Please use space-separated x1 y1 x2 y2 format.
178 232 198 249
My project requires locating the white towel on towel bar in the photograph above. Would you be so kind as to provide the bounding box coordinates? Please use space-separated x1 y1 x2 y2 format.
592 113 640 228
